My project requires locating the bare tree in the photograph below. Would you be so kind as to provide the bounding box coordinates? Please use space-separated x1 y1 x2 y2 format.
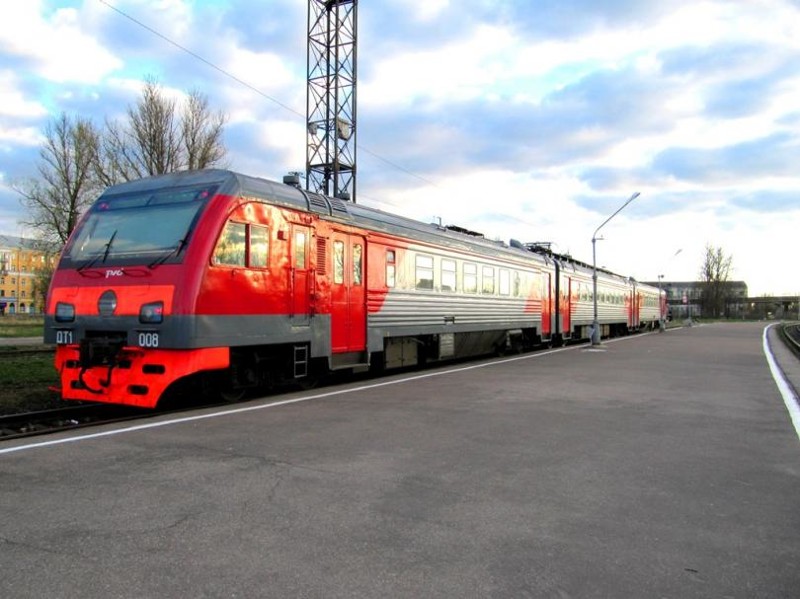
182 90 227 170
15 113 102 244
96 78 227 185
699 244 734 318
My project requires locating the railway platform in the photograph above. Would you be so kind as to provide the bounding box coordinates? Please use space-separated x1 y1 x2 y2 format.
1 322 799 597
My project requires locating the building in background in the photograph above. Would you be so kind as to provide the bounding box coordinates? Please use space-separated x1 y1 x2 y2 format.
644 280 750 320
0 235 59 315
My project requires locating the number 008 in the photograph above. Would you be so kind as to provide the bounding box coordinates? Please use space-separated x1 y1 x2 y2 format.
138 332 159 348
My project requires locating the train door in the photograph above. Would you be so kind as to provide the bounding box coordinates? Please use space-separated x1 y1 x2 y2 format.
560 275 572 337
541 271 552 339
291 225 311 326
331 232 366 353
552 261 570 341
625 287 635 330
633 292 642 329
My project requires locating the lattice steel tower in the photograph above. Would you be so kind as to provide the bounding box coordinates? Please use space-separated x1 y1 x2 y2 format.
306 0 357 202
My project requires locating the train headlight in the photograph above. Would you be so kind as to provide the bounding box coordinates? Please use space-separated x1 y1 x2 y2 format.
55 302 75 323
139 301 164 324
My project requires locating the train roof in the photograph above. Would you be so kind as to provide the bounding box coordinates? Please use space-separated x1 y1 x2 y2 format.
100 169 659 290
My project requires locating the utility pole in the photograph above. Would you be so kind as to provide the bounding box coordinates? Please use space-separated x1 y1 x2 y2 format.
306 0 357 202
591 192 640 345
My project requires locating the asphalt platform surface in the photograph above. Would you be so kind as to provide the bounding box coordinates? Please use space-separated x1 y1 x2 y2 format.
2 322 799 598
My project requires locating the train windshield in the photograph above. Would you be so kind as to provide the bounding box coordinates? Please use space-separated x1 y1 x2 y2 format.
61 183 217 269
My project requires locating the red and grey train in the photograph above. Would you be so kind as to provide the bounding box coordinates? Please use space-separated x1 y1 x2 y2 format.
44 169 666 408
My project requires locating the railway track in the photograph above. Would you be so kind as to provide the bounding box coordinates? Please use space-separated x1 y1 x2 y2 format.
0 347 54 358
0 403 151 441
780 322 800 358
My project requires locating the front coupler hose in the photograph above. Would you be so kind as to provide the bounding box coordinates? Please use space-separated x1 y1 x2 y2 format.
78 363 116 394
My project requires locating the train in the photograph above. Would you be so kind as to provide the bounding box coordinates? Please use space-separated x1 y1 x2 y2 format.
44 169 666 408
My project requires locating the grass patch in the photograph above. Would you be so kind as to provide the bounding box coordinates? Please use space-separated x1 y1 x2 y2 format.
0 315 45 338
0 352 62 414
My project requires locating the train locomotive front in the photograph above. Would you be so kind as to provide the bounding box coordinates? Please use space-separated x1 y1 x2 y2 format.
45 171 252 407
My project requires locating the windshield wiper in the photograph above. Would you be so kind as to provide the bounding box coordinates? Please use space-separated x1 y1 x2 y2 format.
77 230 118 273
148 236 189 269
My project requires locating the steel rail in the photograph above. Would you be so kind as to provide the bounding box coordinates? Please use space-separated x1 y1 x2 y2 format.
0 404 148 442
779 323 800 359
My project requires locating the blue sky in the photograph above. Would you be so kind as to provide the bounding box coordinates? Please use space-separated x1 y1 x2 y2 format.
1 0 798 295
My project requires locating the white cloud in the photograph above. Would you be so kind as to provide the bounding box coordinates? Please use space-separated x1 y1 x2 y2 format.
0 71 45 149
361 25 515 108
257 119 307 167
220 46 298 101
0 2 122 84
0 71 48 120
383 0 450 23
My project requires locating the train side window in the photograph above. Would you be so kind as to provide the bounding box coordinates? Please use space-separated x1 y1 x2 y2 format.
334 240 345 284
386 250 396 288
248 225 269 268
415 254 434 290
213 221 246 266
294 230 307 269
513 272 521 297
441 259 456 291
353 243 363 286
482 266 495 295
499 269 510 296
463 263 477 294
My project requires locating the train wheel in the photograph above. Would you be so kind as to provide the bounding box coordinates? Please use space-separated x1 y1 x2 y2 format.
219 386 247 402
210 370 249 403
294 375 319 390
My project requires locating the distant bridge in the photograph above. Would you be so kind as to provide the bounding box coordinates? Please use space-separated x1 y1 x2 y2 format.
728 296 799 320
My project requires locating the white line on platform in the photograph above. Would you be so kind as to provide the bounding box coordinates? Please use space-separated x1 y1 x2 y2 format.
763 324 800 442
0 331 659 456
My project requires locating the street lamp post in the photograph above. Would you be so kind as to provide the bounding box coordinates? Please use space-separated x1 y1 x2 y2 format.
657 248 683 332
592 191 640 345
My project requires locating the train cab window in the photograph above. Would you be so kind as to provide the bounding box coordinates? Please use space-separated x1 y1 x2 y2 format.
482 266 495 295
499 269 510 296
248 225 269 268
463 263 477 294
513 272 521 297
334 241 345 284
415 254 434 290
386 250 396 288
441 259 456 291
213 221 246 266
353 243 363 285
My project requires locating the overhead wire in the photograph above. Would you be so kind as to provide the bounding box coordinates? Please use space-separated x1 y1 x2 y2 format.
97 0 439 189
